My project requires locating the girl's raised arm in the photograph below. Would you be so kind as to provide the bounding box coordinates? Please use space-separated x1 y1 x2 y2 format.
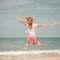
16 17 26 25
37 24 49 28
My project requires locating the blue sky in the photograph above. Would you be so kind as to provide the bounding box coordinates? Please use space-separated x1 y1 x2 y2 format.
0 0 60 38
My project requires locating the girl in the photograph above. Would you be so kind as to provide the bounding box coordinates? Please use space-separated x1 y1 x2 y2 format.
16 16 49 50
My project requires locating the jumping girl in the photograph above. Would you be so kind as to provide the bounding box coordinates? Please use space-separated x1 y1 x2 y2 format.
16 16 49 50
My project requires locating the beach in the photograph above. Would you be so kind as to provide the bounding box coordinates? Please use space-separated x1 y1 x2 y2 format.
0 55 60 60
0 0 60 60
0 50 60 60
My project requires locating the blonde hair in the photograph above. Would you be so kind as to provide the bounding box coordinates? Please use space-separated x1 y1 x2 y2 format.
26 16 33 29
27 17 33 21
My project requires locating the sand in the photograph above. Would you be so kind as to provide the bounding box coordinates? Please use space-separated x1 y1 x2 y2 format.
0 55 60 60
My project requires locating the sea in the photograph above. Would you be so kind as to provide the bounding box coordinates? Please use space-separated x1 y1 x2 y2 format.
0 38 60 51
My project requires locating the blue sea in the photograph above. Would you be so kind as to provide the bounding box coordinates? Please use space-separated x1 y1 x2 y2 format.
0 38 60 51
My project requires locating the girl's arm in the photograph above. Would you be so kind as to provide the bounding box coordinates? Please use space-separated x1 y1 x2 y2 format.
16 17 26 25
37 24 49 28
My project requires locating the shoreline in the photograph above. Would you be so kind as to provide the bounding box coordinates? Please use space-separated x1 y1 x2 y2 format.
0 55 60 60
0 50 60 60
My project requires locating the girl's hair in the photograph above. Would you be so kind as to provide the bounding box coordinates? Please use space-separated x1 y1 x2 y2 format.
27 16 33 29
27 17 33 21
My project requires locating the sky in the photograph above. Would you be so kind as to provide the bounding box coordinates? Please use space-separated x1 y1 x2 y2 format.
0 0 60 38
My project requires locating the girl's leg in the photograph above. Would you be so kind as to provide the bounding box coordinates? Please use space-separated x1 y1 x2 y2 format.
32 40 41 46
31 36 41 46
23 42 29 50
23 36 31 50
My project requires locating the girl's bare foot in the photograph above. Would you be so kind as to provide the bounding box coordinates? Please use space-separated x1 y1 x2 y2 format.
37 40 41 46
23 47 27 51
23 43 29 51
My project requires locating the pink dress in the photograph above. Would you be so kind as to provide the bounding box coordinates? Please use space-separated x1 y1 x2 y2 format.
26 24 38 45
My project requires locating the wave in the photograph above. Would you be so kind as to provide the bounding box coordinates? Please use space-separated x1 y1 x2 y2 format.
0 50 60 55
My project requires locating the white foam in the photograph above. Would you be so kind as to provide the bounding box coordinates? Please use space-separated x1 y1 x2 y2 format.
0 50 60 55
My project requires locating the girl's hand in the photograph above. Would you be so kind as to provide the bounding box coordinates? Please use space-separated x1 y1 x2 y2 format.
16 16 19 20
16 16 26 25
